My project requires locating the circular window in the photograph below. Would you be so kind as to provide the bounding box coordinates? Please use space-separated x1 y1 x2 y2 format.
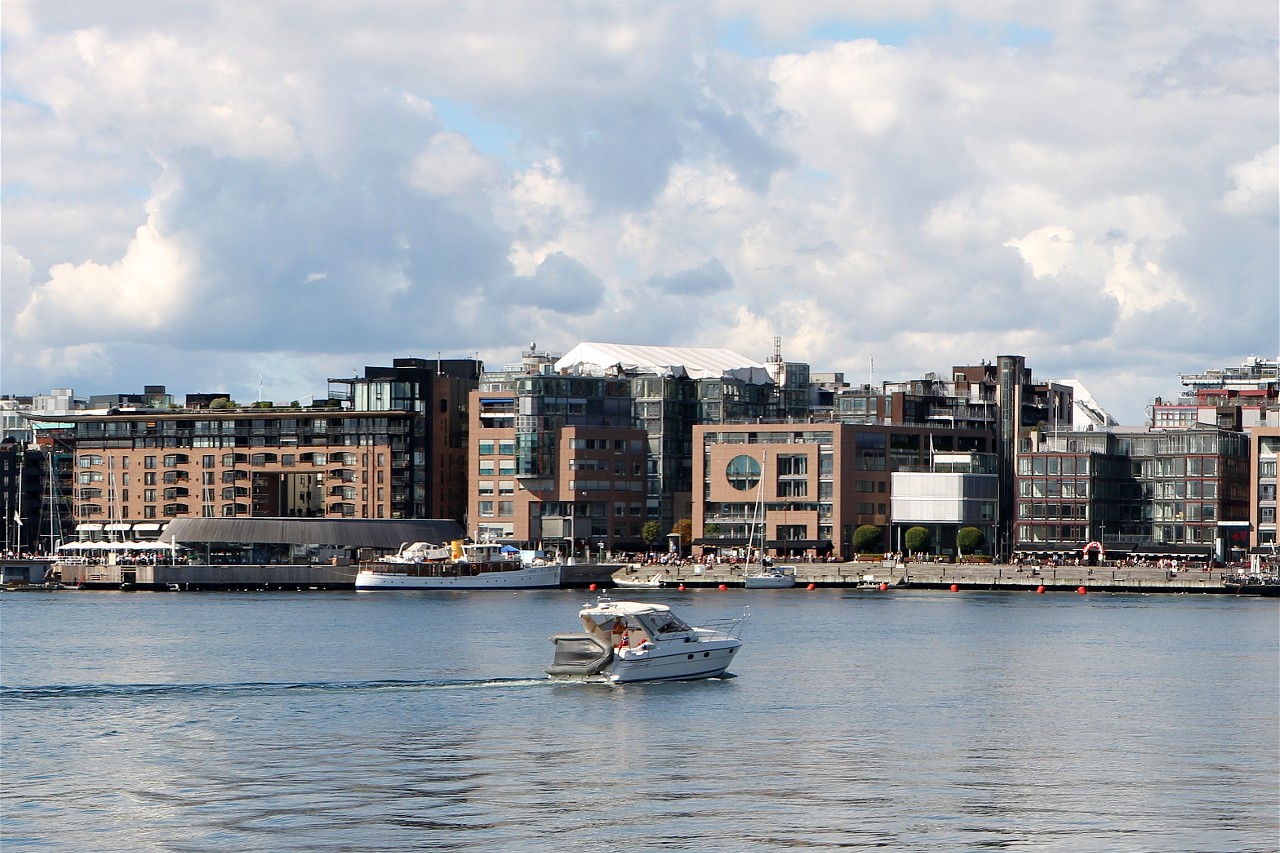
726 455 761 491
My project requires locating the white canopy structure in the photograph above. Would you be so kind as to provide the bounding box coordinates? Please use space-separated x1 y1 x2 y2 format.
58 541 176 551
555 342 772 383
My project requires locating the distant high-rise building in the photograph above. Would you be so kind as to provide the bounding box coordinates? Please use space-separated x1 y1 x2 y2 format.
1152 356 1278 431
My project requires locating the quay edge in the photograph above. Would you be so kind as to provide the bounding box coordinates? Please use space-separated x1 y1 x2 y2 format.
612 562 1269 596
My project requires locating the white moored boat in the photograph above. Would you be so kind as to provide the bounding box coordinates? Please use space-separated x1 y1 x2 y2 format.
738 451 797 590
546 596 748 683
355 541 561 590
612 571 666 588
743 564 797 589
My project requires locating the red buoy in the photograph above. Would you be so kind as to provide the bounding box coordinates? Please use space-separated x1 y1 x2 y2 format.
1077 586 1088 595
1036 585 1045 594
678 584 686 591
589 583 597 592
806 583 816 591
950 583 959 592
878 583 888 591
718 583 727 591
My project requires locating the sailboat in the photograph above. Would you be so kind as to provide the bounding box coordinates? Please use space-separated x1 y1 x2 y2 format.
741 451 797 589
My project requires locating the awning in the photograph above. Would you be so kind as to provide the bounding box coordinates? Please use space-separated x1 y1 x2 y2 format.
105 523 132 531
1128 548 1213 558
693 538 750 546
133 523 164 532
765 539 833 550
77 523 103 532
58 540 174 551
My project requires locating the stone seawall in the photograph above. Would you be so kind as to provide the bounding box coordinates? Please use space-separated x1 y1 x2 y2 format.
617 561 1244 595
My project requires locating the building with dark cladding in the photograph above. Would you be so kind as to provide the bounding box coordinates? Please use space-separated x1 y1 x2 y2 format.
328 357 483 522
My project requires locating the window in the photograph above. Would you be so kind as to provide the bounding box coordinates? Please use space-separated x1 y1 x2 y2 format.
478 501 495 517
498 501 514 516
777 480 807 497
478 481 495 496
776 455 807 475
726 455 761 491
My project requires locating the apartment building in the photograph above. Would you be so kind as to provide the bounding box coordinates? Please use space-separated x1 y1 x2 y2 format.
327 357 482 521
1250 426 1279 551
1015 426 1251 562
1152 356 1278 430
468 347 646 552
694 422 994 560
30 407 421 525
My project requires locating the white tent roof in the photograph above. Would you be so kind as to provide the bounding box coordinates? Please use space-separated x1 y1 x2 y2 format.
1057 379 1119 428
58 541 175 551
555 342 772 383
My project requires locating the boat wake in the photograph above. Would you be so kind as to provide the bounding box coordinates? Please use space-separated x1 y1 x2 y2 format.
1 677 550 702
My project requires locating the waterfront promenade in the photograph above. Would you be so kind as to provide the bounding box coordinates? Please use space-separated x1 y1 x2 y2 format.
616 560 1250 594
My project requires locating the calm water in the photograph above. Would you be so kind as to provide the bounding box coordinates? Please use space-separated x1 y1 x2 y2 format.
2 588 1277 852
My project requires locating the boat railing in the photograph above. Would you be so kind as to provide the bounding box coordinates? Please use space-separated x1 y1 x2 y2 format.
696 606 751 640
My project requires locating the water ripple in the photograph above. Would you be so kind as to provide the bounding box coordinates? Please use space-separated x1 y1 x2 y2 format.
0 677 549 702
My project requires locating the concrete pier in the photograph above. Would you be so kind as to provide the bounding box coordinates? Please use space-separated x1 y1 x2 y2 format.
615 561 1248 595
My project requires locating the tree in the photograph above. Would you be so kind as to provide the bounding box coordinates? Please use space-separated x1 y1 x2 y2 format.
641 520 662 549
904 526 932 554
703 523 721 539
852 524 882 553
672 518 693 552
209 397 236 409
956 526 985 556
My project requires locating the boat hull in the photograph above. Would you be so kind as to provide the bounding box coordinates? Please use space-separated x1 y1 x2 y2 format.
355 563 561 590
606 641 741 682
743 576 795 589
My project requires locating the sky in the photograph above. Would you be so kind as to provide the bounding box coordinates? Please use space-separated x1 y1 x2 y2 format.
2 1 1277 426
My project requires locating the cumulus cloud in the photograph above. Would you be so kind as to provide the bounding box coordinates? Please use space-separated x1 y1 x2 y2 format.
500 252 604 314
405 131 501 197
646 259 734 296
1 1 1276 424
1219 145 1280 217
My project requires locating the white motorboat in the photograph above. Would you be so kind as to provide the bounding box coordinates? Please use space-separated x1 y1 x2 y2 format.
356 541 561 590
546 596 748 683
743 564 797 589
612 570 666 588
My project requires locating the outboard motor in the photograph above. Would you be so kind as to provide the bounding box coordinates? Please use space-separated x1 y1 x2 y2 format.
545 633 613 677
